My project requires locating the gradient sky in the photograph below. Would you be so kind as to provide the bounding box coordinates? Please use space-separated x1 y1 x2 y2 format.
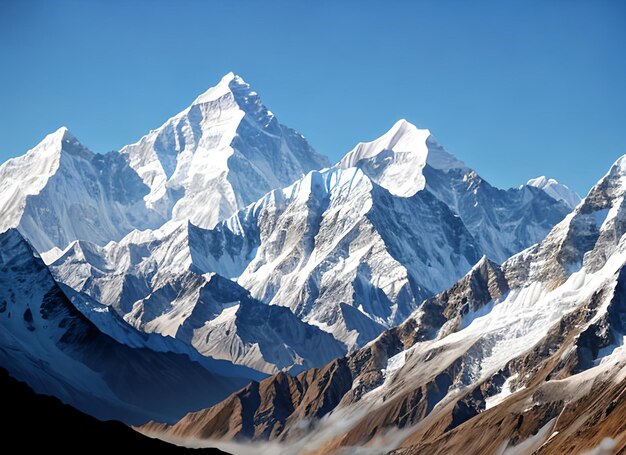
1 0 624 195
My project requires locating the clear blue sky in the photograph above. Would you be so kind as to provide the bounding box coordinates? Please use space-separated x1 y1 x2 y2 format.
1 0 624 195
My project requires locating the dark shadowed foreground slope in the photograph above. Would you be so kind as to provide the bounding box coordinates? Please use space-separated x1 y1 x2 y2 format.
0 367 229 454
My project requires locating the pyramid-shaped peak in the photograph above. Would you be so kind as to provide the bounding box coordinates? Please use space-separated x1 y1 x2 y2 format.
357 119 430 155
527 176 557 187
380 119 431 146
389 118 429 135
527 175 581 209
25 126 93 163
468 255 503 276
192 72 252 105
220 71 249 87
472 254 491 270
49 126 75 142
336 118 469 197
26 126 78 156
341 119 466 172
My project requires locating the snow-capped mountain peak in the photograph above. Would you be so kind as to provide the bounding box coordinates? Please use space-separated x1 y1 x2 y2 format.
337 119 466 197
0 127 94 243
335 119 571 263
526 175 581 209
21 126 86 161
42 125 73 146
0 126 167 253
1 73 329 254
354 119 430 156
191 71 242 105
120 72 329 228
192 72 257 109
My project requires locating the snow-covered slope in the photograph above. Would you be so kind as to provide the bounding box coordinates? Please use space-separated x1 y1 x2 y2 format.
527 175 581 209
120 72 329 228
338 120 573 263
52 164 481 354
0 128 165 253
50 223 346 374
51 119 574 357
145 154 626 455
0 73 328 254
337 119 467 197
234 167 480 349
0 229 255 425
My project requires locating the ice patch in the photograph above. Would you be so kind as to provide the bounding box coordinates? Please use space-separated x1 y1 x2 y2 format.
383 350 406 377
485 374 521 410
501 418 556 454
594 334 626 366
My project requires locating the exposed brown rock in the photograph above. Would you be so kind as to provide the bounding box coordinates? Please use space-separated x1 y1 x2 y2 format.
434 256 508 336
388 273 626 455
142 358 353 442
140 259 516 450
391 372 626 455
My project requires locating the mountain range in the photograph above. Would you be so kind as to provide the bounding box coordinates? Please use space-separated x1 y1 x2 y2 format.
0 73 328 254
1 73 623 454
143 152 626 453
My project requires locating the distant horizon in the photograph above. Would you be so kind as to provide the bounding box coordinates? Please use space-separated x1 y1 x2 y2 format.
1 0 625 195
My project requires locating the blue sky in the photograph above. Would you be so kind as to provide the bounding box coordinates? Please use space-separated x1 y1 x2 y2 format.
0 0 624 195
